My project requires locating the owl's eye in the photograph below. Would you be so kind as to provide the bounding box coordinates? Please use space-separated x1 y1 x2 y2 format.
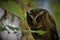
29 13 32 15
36 15 42 23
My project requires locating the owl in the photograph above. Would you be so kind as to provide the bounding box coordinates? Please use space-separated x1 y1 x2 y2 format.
27 9 59 40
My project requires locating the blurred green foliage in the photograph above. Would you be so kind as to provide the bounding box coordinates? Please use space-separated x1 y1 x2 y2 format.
0 1 46 36
51 1 60 29
0 1 24 20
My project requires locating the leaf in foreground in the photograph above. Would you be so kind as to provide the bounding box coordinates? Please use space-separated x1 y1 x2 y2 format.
0 1 24 20
0 25 6 31
7 25 46 35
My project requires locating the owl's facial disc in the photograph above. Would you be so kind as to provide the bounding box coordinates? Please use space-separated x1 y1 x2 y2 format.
27 9 47 24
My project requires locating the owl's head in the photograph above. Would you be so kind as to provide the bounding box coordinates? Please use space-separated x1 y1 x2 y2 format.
27 8 49 29
27 9 49 22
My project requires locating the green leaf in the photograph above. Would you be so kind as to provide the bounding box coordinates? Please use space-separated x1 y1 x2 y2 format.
7 25 46 35
36 30 46 35
0 25 6 31
14 27 20 30
0 1 24 20
7 25 21 31
22 29 46 35
6 25 15 31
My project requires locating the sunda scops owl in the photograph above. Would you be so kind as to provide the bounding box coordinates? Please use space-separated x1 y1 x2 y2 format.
26 9 59 40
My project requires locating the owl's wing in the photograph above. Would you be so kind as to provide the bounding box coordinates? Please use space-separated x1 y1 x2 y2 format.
48 14 59 40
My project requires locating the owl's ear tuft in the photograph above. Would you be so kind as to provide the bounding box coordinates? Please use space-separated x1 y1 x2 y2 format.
27 11 32 15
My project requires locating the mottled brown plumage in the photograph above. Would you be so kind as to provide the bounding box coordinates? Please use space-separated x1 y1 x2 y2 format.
26 9 59 40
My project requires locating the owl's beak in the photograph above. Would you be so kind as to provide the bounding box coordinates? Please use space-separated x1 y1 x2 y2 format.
32 19 37 24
